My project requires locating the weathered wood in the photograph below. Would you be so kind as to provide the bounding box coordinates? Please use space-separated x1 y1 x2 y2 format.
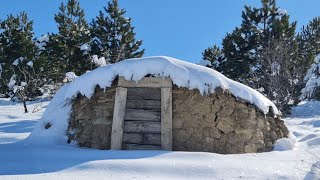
110 77 173 151
143 133 161 145
110 87 127 150
122 133 142 144
122 143 161 150
122 133 161 145
127 88 161 100
126 100 161 110
125 109 161 121
161 87 173 150
118 77 172 88
123 121 161 133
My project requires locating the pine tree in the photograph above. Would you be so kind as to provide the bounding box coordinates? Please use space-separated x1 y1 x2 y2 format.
0 19 4 95
91 0 144 63
301 54 320 100
220 27 256 84
202 45 225 71
202 0 301 114
299 17 320 100
0 13 37 95
0 12 47 112
226 0 296 85
297 17 320 74
45 0 92 82
203 0 296 82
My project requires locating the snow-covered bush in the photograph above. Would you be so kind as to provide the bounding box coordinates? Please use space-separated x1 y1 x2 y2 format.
91 55 108 67
63 72 78 83
254 40 302 114
35 35 49 51
0 12 48 112
9 56 47 113
301 54 320 100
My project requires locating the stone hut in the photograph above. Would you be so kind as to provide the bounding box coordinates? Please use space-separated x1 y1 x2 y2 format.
63 58 288 154
34 56 288 154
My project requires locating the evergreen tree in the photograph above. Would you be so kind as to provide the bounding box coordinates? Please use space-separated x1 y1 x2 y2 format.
202 45 225 71
45 0 91 82
299 17 320 100
224 0 296 85
0 12 46 112
297 17 320 74
0 13 37 95
0 19 4 95
301 54 320 100
202 0 301 114
91 0 144 63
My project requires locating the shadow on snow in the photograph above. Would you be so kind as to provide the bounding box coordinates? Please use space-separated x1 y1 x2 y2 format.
0 142 170 175
0 120 38 133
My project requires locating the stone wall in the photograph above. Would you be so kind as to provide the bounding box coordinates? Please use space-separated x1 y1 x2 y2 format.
67 85 116 149
172 86 288 153
67 84 289 153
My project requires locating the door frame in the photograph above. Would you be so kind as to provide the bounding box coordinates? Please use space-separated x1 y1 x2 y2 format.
111 77 173 150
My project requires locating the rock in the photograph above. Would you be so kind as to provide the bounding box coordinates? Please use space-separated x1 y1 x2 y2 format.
174 129 193 143
257 118 265 128
251 130 264 142
234 129 253 141
249 109 257 119
202 127 221 139
244 144 257 153
216 120 234 134
270 131 278 140
219 104 235 116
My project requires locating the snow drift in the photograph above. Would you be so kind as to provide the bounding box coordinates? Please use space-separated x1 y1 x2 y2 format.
26 56 279 145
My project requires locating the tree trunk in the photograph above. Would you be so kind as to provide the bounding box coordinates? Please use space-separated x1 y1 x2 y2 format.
23 100 28 113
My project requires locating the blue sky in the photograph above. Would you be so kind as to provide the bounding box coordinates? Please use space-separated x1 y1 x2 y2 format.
0 0 319 63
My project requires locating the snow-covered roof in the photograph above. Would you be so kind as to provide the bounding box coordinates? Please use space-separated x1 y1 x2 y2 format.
65 56 277 113
26 56 279 145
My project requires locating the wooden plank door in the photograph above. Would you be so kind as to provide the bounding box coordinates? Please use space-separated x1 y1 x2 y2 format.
122 87 162 150
111 77 172 150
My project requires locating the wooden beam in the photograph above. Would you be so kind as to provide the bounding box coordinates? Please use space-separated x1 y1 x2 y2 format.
118 77 172 88
110 87 127 150
142 133 161 145
127 88 161 100
123 143 161 150
161 87 173 150
126 100 161 110
125 109 161 121
122 133 161 145
123 121 161 133
122 133 142 144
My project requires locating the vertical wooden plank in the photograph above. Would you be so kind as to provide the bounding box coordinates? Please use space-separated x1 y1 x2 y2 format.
111 87 127 150
161 87 172 150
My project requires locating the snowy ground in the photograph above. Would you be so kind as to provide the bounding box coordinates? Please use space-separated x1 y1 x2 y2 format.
0 99 319 179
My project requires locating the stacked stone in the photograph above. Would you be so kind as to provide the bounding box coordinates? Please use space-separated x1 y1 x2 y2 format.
172 86 289 154
68 86 116 149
